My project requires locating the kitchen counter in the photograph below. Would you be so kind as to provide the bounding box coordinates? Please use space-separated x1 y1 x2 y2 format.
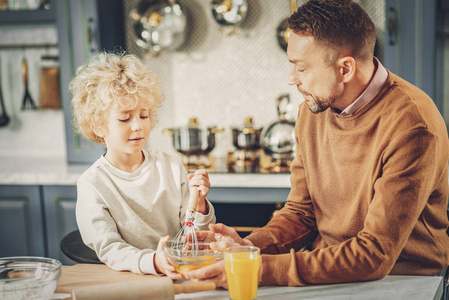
51 275 443 300
0 156 291 188
175 275 444 300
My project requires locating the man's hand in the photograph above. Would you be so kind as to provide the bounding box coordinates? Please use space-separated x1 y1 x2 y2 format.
185 260 228 288
154 236 183 279
184 223 255 288
209 223 254 249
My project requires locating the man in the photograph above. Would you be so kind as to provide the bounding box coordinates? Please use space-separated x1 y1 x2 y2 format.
186 0 449 288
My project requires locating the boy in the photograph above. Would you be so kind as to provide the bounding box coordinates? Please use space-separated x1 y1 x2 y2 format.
70 52 215 278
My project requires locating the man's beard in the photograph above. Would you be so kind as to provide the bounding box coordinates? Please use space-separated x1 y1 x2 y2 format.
300 89 335 114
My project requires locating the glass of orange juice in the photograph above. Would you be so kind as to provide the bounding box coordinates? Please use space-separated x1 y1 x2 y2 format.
224 246 260 300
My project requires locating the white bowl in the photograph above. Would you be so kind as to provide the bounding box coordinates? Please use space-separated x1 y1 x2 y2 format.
0 256 62 300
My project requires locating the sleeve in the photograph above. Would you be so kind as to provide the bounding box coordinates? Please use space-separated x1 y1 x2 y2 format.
245 114 318 254
258 128 442 286
76 178 158 275
178 163 216 230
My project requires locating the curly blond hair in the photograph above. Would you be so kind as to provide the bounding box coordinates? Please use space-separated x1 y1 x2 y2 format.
70 52 163 145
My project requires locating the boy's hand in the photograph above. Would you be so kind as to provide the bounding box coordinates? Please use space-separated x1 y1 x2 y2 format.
188 169 210 215
154 236 183 279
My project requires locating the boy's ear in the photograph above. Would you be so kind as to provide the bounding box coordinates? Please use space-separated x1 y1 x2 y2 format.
92 125 105 138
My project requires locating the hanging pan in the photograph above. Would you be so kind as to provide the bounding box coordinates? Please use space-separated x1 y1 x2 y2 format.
276 0 297 51
130 0 187 58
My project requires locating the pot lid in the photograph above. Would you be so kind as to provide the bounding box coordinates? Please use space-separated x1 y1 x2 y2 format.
232 116 262 132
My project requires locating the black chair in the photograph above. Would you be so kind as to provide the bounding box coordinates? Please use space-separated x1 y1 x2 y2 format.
60 229 103 264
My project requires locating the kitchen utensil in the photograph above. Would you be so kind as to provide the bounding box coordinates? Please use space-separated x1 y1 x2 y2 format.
163 118 225 155
276 0 297 51
39 55 61 109
231 117 262 150
55 264 155 293
164 240 224 277
130 0 187 57
71 277 216 300
261 94 296 161
0 256 62 300
210 0 248 36
0 58 10 127
172 186 200 256
21 57 37 110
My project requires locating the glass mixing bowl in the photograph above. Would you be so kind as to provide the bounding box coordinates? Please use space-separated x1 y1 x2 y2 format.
163 240 223 277
0 256 62 300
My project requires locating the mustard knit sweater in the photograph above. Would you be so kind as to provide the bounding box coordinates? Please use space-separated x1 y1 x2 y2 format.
247 72 449 286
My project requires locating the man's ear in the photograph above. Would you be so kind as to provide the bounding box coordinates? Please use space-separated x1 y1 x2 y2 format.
337 56 356 83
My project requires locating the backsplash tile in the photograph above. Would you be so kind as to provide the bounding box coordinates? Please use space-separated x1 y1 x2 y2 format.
0 0 385 160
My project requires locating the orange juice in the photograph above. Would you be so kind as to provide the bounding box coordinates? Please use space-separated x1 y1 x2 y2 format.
224 247 260 300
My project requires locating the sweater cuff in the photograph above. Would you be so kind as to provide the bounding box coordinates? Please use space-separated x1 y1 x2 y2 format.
260 249 305 286
139 252 158 275
193 199 216 230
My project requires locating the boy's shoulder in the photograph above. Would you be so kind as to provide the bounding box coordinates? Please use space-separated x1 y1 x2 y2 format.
145 148 183 167
77 156 107 184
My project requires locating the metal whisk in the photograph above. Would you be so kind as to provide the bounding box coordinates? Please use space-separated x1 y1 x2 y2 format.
172 186 200 256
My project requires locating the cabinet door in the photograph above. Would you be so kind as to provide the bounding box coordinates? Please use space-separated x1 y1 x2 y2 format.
0 185 45 257
207 187 290 237
42 185 78 265
56 0 125 164
383 0 439 108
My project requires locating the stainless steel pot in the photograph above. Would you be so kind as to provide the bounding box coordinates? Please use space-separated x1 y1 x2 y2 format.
210 0 248 36
231 117 262 151
276 0 297 51
163 118 225 155
261 94 296 160
130 0 187 57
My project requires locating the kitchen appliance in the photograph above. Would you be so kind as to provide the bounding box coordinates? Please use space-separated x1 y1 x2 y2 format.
276 0 297 51
39 55 61 109
130 0 187 57
0 58 10 127
261 93 296 172
231 117 262 151
210 0 248 36
21 57 37 110
164 241 224 277
163 117 224 171
0 256 61 300
172 186 200 256
228 117 263 173
56 264 215 299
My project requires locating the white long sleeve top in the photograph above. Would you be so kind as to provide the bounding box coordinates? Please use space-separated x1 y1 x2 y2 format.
75 148 216 275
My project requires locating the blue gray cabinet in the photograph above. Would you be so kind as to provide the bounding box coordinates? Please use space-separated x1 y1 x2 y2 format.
0 185 45 257
56 0 125 164
0 0 56 24
383 0 441 110
42 185 78 265
208 187 290 237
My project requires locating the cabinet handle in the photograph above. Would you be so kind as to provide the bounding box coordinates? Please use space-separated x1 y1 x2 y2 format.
387 7 397 46
86 17 97 53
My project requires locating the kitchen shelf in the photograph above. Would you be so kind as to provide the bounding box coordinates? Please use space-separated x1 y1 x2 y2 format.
0 1 56 24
